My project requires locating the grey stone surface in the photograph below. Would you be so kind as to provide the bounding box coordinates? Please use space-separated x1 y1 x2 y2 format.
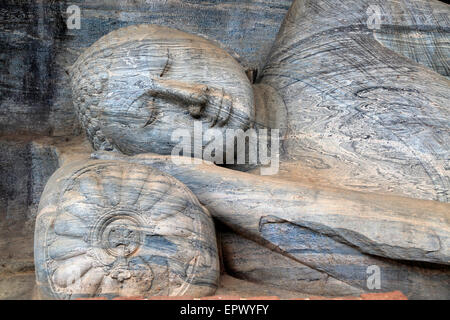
0 136 91 231
0 137 59 231
220 229 365 297
92 151 450 299
69 24 255 155
0 0 291 136
260 217 450 300
34 159 219 299
69 0 450 203
58 0 449 299
262 0 450 202
1 0 449 300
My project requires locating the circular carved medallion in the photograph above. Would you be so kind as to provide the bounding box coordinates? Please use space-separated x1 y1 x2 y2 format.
34 160 219 299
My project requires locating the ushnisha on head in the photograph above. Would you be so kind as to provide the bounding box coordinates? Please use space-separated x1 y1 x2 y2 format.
69 24 255 155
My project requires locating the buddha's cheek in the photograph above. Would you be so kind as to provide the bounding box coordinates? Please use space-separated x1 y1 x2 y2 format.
99 108 197 156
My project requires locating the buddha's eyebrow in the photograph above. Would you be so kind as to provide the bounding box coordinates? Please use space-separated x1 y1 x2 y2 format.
147 79 209 106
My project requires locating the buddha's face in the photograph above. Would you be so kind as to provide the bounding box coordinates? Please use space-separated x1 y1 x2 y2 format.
70 25 255 156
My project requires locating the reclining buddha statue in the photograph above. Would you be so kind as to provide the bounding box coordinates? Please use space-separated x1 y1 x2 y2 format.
34 0 449 299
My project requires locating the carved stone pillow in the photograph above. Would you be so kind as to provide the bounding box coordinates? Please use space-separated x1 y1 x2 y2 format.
34 160 219 299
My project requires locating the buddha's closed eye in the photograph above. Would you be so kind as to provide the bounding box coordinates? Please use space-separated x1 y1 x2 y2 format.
141 79 233 128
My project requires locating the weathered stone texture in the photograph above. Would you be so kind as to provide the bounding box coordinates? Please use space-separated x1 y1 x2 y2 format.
1 0 449 301
220 230 364 297
262 0 450 202
34 159 219 299
0 137 59 229
0 0 292 136
69 24 255 155
92 151 450 299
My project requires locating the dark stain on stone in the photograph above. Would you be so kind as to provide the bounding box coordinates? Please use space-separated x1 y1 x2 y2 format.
144 235 178 254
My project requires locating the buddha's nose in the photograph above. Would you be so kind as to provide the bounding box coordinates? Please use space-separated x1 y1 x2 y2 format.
146 79 233 127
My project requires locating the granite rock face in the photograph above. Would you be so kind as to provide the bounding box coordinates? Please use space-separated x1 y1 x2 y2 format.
220 230 365 297
0 137 60 231
372 0 449 78
34 159 219 299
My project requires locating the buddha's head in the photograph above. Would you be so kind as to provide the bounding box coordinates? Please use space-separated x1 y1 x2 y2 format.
69 24 255 156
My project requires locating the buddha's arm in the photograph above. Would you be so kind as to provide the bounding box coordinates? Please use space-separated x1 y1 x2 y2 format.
92 151 450 266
